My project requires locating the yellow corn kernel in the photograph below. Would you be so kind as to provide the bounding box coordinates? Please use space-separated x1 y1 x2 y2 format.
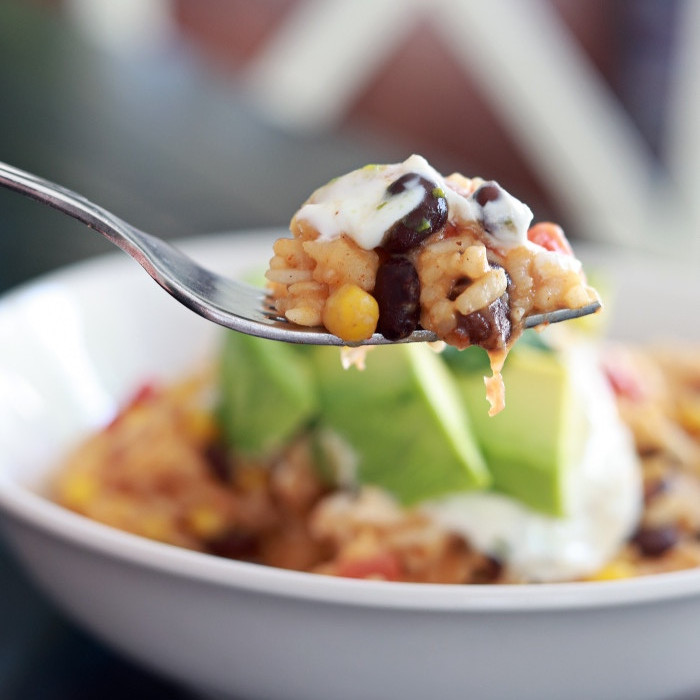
183 409 218 445
59 472 98 508
678 395 700 433
322 284 379 342
587 560 635 581
187 505 227 538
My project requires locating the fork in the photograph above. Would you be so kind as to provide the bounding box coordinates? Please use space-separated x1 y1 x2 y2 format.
0 161 600 346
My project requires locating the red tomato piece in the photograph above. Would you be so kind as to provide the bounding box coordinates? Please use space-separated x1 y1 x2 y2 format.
336 552 402 581
527 222 574 256
107 382 159 429
602 360 647 402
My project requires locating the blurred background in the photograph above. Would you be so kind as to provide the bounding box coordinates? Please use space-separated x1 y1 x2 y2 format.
2 0 698 293
0 0 697 697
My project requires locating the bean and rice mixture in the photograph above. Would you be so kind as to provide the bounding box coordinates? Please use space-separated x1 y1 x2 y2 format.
266 156 600 414
53 343 700 584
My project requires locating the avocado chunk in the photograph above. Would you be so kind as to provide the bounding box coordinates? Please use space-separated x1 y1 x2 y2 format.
313 343 490 505
217 332 317 457
453 343 586 516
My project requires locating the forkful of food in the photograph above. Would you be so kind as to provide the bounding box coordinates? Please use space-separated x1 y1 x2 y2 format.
0 155 600 350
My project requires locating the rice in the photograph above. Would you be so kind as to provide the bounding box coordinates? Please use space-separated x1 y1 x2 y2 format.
265 157 599 415
53 343 700 584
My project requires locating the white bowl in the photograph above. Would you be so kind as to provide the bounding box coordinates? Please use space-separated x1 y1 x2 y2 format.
0 231 699 700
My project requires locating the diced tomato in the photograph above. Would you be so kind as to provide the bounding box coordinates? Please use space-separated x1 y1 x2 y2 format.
527 222 574 256
336 552 402 581
602 360 647 402
107 382 159 429
127 382 159 406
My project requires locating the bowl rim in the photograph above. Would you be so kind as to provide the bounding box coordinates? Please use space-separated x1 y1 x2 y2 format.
2 231 700 614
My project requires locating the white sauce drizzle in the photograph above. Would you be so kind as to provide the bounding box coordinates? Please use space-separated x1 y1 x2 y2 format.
295 155 533 250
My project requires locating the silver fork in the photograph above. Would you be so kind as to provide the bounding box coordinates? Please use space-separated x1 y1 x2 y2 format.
0 161 600 346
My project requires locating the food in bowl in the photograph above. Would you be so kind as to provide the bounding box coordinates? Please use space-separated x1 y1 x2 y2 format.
1 233 697 700
265 155 600 413
52 319 700 584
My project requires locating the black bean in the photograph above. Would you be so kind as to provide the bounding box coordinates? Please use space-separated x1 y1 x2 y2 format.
374 256 421 340
474 182 502 207
453 293 512 351
205 442 231 484
473 181 506 235
473 555 504 584
207 528 259 560
450 263 513 349
382 173 448 253
633 525 680 558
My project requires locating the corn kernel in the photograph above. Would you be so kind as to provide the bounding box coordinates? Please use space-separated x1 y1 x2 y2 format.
183 409 218 444
187 505 226 538
587 560 635 581
322 284 379 342
678 395 700 433
60 473 98 508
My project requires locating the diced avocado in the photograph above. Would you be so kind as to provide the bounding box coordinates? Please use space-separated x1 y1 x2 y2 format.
312 344 490 505
217 332 317 457
454 344 586 516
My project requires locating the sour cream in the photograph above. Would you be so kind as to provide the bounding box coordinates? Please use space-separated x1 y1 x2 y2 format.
295 155 532 250
422 345 642 582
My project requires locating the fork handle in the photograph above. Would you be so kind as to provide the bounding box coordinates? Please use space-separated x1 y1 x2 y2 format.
0 160 154 263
